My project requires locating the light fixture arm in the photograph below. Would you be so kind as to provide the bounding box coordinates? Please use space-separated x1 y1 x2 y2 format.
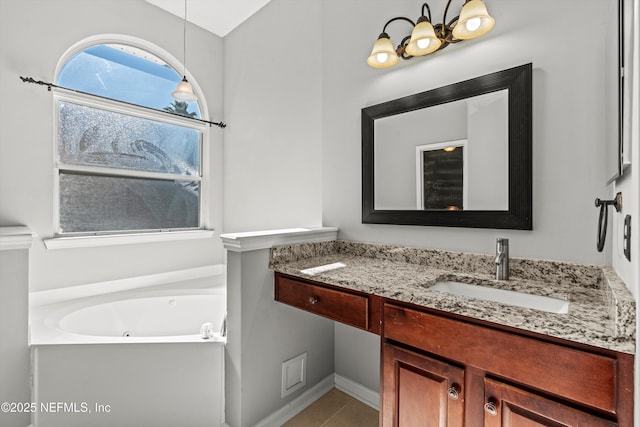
421 3 432 22
442 0 454 30
442 0 465 38
377 2 458 60
382 16 416 34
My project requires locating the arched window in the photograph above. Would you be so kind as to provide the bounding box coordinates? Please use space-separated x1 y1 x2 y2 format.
54 39 207 235
58 43 201 117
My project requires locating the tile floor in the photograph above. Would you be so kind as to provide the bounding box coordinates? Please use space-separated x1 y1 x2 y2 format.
283 388 379 427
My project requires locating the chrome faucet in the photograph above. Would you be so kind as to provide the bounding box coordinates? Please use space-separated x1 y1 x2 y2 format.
495 238 509 280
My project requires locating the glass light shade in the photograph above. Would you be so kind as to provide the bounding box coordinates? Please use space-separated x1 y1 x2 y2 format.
367 35 398 68
172 77 197 102
405 19 441 56
452 0 495 40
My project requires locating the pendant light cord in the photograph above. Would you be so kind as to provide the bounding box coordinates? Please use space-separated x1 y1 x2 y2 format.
182 0 188 78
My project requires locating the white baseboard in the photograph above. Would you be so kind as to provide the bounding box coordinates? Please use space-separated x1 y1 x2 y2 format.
334 373 380 410
252 374 334 427
252 373 379 426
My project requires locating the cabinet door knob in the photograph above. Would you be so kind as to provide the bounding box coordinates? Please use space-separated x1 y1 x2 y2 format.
484 400 498 416
309 296 318 305
447 385 460 400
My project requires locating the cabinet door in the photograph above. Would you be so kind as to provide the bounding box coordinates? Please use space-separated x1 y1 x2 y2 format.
483 378 617 427
382 343 464 427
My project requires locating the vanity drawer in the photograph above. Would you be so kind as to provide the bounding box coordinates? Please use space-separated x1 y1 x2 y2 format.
384 303 619 415
275 274 371 331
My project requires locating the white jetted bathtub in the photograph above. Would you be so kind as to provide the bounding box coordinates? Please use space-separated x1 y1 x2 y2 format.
29 266 227 427
50 292 226 342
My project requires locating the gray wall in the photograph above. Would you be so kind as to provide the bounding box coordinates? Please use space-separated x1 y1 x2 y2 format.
0 0 225 291
0 242 30 427
334 323 380 393
226 0 634 402
613 1 639 303
611 0 639 419
322 0 614 265
321 0 619 394
1 0 636 423
222 0 323 233
225 248 334 426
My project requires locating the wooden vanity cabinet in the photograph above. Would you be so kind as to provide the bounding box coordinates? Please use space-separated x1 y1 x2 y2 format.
272 272 633 426
382 302 633 427
274 272 381 334
483 378 617 426
382 343 465 426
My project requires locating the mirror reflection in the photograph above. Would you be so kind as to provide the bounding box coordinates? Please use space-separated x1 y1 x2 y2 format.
419 141 465 210
374 90 508 211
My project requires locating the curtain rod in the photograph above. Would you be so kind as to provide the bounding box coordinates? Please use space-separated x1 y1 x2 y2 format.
19 76 227 129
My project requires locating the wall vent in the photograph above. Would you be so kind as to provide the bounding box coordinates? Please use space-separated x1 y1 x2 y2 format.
281 352 307 398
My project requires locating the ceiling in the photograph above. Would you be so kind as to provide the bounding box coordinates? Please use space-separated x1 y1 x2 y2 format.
145 0 272 38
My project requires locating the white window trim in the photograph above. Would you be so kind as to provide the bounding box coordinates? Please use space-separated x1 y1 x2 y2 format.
43 229 215 250
49 36 212 247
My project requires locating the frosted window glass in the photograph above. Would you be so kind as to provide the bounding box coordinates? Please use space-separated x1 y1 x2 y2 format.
58 101 200 175
60 174 199 233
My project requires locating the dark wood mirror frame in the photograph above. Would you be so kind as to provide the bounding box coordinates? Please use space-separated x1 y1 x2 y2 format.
362 63 532 230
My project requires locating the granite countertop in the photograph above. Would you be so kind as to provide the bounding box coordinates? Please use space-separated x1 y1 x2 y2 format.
270 240 635 354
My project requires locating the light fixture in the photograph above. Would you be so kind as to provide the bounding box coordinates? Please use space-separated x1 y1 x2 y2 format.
405 16 441 57
172 0 197 102
452 0 495 39
443 146 457 152
367 0 495 69
367 34 399 68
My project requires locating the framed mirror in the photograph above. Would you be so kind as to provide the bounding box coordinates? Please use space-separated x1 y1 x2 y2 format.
362 63 532 229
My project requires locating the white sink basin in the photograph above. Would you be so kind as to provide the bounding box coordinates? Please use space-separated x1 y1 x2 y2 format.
431 281 569 314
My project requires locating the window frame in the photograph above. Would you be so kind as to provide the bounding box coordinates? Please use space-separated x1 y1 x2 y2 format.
48 36 211 246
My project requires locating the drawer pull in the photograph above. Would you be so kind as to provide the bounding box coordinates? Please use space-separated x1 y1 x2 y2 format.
309 296 319 305
447 385 460 400
484 400 498 416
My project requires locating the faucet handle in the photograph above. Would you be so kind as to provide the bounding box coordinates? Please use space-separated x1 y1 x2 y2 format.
496 237 509 250
495 238 510 280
